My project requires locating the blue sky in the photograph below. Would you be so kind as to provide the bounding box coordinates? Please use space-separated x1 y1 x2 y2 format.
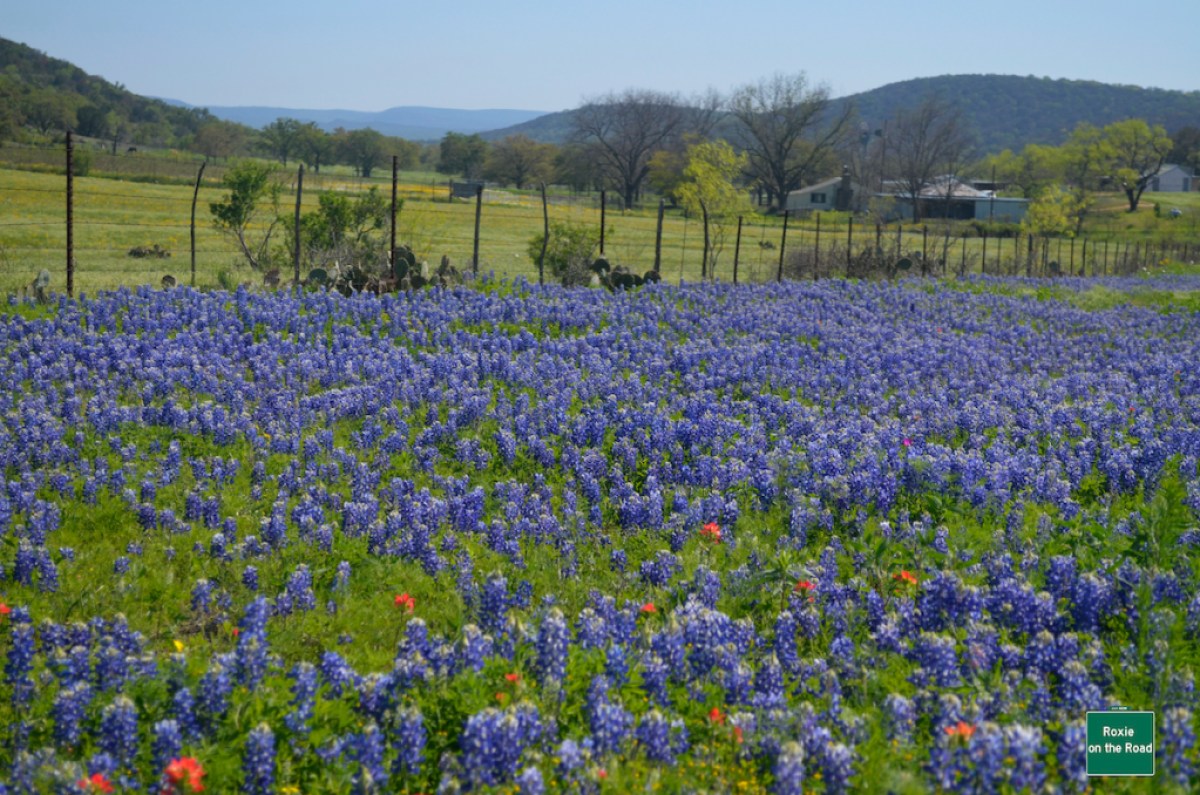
6 0 1199 111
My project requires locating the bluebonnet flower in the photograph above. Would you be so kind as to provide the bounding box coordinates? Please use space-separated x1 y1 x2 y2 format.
98 695 139 770
636 709 675 763
235 596 271 690
52 683 90 749
884 693 915 742
820 741 855 795
243 722 276 795
151 718 183 774
172 686 202 740
1056 720 1088 793
285 564 316 612
1159 707 1196 785
350 723 388 794
535 608 569 685
392 705 425 778
5 622 35 707
515 766 544 795
284 662 317 736
1005 724 1045 792
197 662 232 733
12 542 39 586
773 741 804 795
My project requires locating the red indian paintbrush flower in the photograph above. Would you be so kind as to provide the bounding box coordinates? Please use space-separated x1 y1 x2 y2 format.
700 522 722 543
163 756 206 793
394 593 415 613
77 773 114 793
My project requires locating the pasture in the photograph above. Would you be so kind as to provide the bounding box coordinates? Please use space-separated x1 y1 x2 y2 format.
0 276 1198 792
4 159 1198 297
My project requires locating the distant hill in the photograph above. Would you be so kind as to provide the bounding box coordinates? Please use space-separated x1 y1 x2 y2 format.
0 35 544 146
0 36 214 146
839 74 1200 153
165 100 548 141
481 74 1200 154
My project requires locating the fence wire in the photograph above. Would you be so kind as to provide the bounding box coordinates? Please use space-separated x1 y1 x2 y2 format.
2 141 1198 296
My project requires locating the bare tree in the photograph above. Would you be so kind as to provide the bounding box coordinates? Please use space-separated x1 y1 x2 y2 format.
572 89 686 209
885 96 973 223
728 72 854 212
686 87 726 140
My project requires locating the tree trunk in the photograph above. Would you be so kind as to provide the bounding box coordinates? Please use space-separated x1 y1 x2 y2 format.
1125 187 1141 212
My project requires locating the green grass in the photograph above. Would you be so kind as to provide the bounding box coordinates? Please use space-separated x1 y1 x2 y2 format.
4 160 1200 295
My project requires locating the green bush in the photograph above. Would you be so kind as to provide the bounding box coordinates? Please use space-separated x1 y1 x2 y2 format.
527 220 602 285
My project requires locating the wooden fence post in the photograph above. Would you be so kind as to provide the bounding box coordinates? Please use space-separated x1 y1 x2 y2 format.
472 184 483 275
846 215 853 272
700 200 710 281
814 212 821 280
777 210 789 283
538 183 548 286
732 215 743 285
293 164 304 287
390 155 398 272
66 130 74 298
190 159 207 287
654 199 665 276
599 189 606 255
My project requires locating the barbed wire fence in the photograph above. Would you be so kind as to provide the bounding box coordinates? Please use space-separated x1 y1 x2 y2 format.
2 137 1197 298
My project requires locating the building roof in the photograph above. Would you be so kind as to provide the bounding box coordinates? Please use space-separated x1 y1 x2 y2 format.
787 176 843 196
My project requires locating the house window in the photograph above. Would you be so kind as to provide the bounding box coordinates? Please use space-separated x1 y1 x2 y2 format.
811 193 826 204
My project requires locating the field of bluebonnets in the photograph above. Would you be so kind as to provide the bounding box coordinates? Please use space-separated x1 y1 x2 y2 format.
2 274 1200 794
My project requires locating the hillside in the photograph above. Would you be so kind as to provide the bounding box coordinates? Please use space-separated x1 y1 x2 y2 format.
0 37 214 147
841 74 1200 153
162 99 548 141
0 36 543 145
482 74 1200 154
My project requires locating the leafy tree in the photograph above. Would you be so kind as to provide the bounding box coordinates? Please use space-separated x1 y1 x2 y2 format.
1102 119 1172 211
646 148 687 206
1023 185 1084 238
438 132 488 179
572 89 686 209
385 136 421 171
483 134 556 189
75 104 109 138
1168 126 1200 174
259 117 304 165
0 76 22 140
23 89 74 134
191 120 247 160
982 144 1062 199
554 143 605 193
296 123 333 173
527 220 601 285
676 140 752 278
1058 123 1109 232
728 72 854 212
209 160 283 271
291 188 388 269
334 128 387 178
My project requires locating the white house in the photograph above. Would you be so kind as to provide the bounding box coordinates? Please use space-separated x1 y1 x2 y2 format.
1147 164 1193 193
786 176 844 213
786 167 859 214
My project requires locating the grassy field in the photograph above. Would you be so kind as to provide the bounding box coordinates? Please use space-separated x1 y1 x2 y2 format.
2 160 1198 295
